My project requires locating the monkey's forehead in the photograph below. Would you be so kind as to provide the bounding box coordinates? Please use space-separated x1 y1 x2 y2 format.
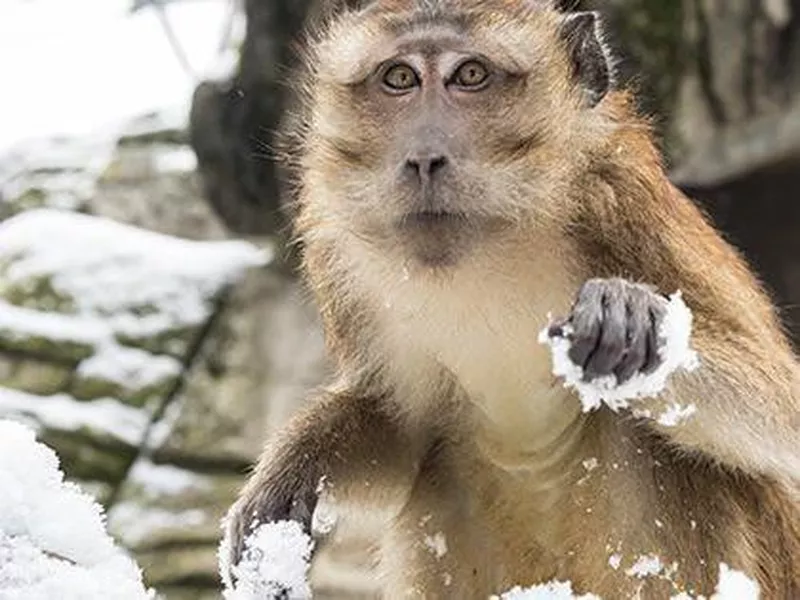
311 1 564 85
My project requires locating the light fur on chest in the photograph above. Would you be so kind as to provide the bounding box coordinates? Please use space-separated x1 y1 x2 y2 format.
357 235 584 451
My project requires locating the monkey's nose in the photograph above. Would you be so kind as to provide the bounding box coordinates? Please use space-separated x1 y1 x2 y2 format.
404 153 448 186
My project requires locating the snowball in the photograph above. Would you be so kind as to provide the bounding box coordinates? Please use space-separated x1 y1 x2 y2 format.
0 420 152 600
493 580 600 600
539 291 700 420
220 520 314 600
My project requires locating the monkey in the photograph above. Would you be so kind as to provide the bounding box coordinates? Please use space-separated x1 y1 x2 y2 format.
222 0 800 598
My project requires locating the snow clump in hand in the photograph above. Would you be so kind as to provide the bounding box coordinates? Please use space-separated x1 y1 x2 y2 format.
219 519 314 600
539 291 700 424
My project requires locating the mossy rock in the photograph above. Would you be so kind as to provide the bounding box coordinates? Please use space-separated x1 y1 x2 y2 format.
0 274 76 313
72 479 115 507
115 325 201 359
40 428 137 484
136 545 220 590
0 353 73 395
70 373 176 408
0 328 95 364
0 188 48 220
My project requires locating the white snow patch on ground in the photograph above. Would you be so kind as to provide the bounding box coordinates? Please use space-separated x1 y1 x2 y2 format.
0 209 270 332
0 133 120 212
0 387 150 447
493 580 600 600
221 520 314 600
0 419 152 600
0 301 107 346
77 343 182 390
126 458 210 496
108 503 207 548
539 291 700 421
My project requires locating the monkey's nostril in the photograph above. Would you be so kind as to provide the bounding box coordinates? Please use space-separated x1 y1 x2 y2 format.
404 154 448 184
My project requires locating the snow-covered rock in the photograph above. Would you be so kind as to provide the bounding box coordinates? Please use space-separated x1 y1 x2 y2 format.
0 208 270 499
0 419 153 600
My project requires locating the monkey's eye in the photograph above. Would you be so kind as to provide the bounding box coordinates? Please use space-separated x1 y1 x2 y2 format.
381 64 420 92
451 60 490 90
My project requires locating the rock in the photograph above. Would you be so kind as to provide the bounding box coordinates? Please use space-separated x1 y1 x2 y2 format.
107 457 242 592
0 109 329 597
71 344 182 407
149 267 326 470
0 388 149 492
0 354 72 396
0 134 117 220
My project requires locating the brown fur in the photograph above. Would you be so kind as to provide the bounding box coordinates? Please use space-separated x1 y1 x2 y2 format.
226 1 800 597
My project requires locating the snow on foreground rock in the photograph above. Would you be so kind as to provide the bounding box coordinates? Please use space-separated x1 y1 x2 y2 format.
0 420 153 600
218 520 314 600
538 291 700 425
0 208 271 336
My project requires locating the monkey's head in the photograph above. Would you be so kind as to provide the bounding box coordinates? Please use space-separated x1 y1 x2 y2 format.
291 0 623 274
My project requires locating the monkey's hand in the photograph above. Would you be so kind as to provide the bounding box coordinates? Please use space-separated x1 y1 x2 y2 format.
220 393 420 597
221 456 322 598
548 277 669 384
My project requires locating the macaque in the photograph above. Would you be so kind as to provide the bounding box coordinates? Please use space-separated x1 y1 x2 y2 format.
223 1 800 597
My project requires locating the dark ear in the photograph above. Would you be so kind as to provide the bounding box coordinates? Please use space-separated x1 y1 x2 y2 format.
559 11 614 107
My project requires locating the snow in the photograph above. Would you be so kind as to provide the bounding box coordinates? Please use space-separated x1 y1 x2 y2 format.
125 458 210 496
625 554 664 578
77 343 182 391
0 0 241 154
0 301 107 347
0 387 150 448
493 581 600 600
0 134 119 212
712 563 760 600
0 209 270 330
0 419 152 600
539 290 700 421
109 503 207 548
152 145 199 173
221 520 314 600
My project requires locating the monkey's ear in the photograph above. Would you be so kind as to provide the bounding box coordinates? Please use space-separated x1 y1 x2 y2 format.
559 11 614 107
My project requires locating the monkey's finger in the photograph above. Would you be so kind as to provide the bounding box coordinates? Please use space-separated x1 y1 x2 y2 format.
547 318 570 339
584 285 627 378
642 306 664 374
613 297 649 383
566 284 604 368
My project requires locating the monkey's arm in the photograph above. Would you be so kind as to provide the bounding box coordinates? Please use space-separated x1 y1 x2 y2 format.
565 180 800 486
222 390 423 583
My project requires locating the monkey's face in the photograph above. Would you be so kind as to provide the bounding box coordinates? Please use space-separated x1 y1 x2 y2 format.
300 2 614 268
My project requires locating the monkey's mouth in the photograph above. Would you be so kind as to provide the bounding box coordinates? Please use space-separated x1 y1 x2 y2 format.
398 210 468 229
392 210 475 267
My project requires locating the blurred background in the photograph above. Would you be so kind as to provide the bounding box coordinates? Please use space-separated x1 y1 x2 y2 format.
0 0 798 598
